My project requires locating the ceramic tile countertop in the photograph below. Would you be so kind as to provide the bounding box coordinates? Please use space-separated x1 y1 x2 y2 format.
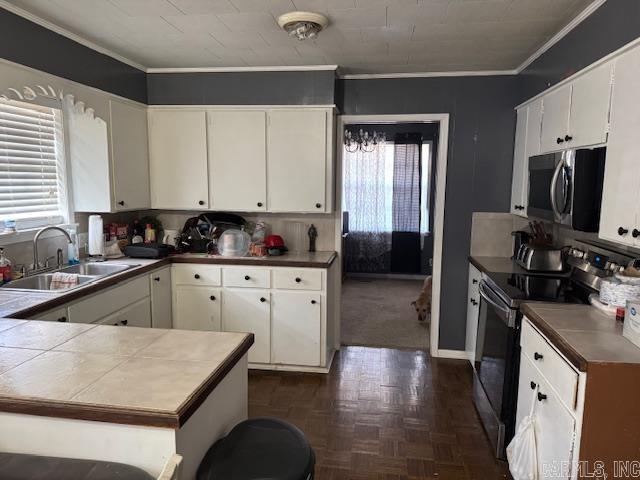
469 255 530 275
0 319 253 428
0 252 337 320
521 303 640 372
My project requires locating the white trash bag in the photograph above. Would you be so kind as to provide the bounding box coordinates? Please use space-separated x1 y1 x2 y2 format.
506 385 539 480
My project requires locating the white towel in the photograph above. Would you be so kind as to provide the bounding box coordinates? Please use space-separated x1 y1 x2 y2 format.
50 272 79 290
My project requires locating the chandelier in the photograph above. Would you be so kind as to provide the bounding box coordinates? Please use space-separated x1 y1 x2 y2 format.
344 129 386 153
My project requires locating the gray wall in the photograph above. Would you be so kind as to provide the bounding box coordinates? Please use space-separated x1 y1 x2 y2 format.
338 76 519 350
0 8 146 103
147 71 335 105
518 0 640 102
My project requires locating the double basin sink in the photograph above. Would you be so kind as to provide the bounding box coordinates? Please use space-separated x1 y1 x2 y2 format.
1 263 139 292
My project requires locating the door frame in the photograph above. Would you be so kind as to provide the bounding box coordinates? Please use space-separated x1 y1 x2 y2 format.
335 113 450 357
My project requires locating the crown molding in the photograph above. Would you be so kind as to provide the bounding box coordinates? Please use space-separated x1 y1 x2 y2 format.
146 65 338 74
515 0 607 73
339 70 517 80
0 1 147 72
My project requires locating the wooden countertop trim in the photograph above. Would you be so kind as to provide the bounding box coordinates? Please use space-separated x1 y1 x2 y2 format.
170 252 337 268
521 303 588 372
0 333 254 429
468 256 489 274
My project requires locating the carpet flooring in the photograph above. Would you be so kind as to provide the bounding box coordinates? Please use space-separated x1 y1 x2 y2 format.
341 278 430 350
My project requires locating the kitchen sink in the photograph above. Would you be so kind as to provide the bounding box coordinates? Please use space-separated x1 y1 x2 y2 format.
2 262 141 292
58 263 136 276
3 273 98 291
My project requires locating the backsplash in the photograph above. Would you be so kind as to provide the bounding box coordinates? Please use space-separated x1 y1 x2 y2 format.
154 211 337 252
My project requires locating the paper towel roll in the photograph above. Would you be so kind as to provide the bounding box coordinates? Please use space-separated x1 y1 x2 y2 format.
88 215 104 256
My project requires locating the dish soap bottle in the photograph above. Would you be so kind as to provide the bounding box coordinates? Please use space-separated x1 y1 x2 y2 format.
67 228 80 265
0 248 12 283
144 224 156 243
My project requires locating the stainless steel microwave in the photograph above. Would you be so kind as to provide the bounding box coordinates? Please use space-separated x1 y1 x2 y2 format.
527 147 606 232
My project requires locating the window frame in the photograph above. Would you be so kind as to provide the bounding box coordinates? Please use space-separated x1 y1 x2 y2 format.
0 97 73 237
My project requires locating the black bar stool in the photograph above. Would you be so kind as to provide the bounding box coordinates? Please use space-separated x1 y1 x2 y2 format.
197 418 315 480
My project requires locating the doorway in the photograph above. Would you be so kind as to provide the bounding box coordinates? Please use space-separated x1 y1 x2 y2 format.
335 115 449 353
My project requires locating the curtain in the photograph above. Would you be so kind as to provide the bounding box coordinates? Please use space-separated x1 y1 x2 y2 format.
343 146 392 272
392 134 421 233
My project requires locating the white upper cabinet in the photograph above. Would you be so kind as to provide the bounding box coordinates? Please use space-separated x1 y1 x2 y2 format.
147 107 333 213
208 111 267 212
569 62 613 148
510 100 542 217
599 48 640 246
110 100 150 211
148 110 209 210
267 110 331 213
540 84 572 153
540 63 613 153
69 98 150 212
510 107 528 216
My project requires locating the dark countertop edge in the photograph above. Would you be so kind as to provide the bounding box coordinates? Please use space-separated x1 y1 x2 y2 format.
170 251 337 269
0 333 254 429
468 256 488 274
521 303 589 372
10 252 338 318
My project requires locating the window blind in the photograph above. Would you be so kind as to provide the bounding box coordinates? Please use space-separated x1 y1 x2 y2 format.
0 101 64 222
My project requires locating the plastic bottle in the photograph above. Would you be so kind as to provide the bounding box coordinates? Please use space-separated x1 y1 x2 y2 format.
144 224 156 243
0 248 12 283
67 228 80 265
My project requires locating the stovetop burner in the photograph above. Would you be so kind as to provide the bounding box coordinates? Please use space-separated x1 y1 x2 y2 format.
484 272 595 307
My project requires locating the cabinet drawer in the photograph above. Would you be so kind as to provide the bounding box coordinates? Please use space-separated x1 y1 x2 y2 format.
68 276 149 324
273 268 322 291
223 267 270 288
172 264 221 286
521 319 578 410
29 307 69 323
95 297 151 328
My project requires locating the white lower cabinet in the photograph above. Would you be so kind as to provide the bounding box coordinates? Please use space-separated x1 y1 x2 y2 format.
272 291 322 367
517 318 580 480
150 267 172 329
222 288 270 363
29 307 69 323
465 263 481 361
171 263 334 371
173 286 221 331
96 297 151 328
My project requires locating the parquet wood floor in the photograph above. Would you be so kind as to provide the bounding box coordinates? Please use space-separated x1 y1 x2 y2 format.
248 346 511 480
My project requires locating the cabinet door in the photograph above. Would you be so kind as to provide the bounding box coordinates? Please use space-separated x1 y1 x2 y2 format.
465 264 481 359
510 107 528 216
222 288 270 363
540 85 571 153
110 99 150 211
148 110 209 210
272 291 321 366
569 62 613 148
97 297 151 328
150 267 172 329
599 48 640 245
173 286 221 331
267 110 327 213
525 99 543 159
517 355 576 479
29 307 68 323
208 111 267 212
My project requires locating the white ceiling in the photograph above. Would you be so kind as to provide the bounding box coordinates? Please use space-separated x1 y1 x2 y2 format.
4 0 596 74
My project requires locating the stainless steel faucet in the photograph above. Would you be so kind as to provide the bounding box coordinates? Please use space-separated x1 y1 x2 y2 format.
32 226 72 272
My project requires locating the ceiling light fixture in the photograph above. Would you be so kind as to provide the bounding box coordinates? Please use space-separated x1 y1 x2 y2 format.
277 11 329 41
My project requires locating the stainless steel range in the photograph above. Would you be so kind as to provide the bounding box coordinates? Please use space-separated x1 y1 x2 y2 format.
472 240 634 459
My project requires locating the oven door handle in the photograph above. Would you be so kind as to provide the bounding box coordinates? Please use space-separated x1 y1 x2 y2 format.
478 281 512 318
549 157 565 220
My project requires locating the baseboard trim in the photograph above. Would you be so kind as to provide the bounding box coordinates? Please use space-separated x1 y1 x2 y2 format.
248 349 335 374
436 349 470 360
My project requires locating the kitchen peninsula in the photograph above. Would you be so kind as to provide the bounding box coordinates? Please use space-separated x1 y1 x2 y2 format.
0 319 253 479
